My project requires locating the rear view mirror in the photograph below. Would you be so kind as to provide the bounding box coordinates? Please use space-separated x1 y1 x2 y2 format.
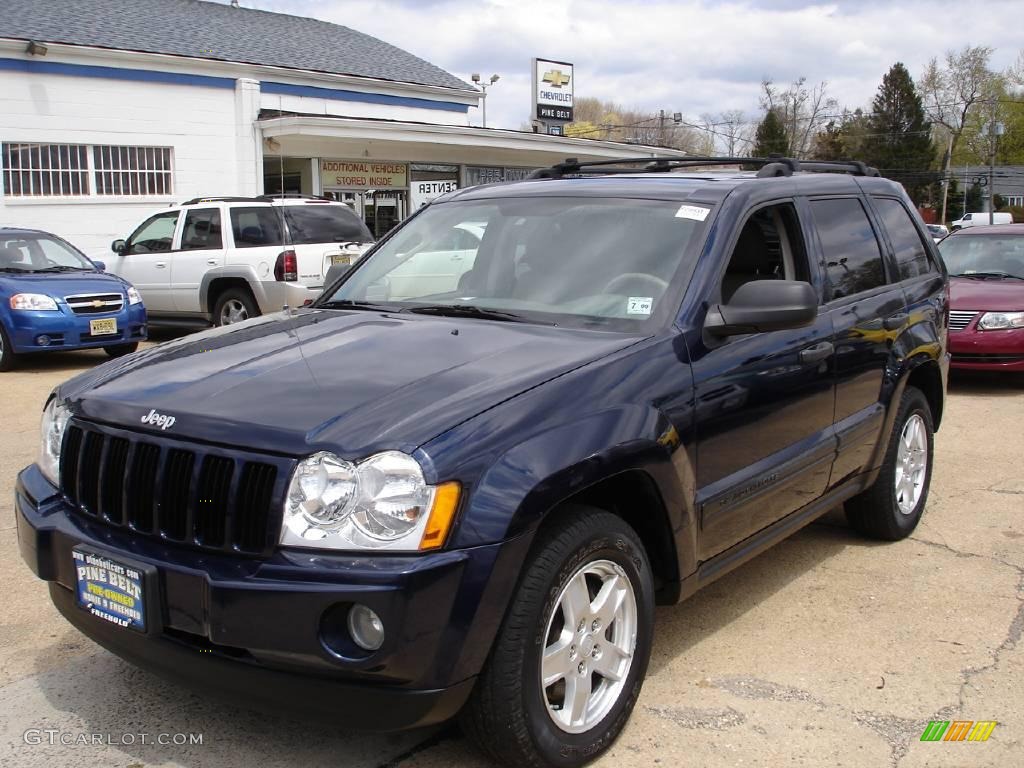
705 280 818 337
111 239 126 255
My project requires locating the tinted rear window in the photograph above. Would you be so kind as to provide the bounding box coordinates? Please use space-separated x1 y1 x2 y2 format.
873 198 934 280
283 205 373 245
810 198 887 299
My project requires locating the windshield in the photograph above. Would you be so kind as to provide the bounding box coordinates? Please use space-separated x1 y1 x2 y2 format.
319 197 709 329
282 205 374 245
0 233 95 272
939 235 1024 278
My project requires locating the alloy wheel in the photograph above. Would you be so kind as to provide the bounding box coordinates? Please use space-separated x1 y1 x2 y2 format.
220 299 249 325
895 413 928 514
540 559 637 734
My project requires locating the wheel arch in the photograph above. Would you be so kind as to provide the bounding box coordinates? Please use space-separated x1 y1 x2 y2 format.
200 267 267 315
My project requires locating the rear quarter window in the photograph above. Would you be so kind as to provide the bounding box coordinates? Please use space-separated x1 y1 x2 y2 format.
810 197 888 300
230 207 283 248
873 197 936 280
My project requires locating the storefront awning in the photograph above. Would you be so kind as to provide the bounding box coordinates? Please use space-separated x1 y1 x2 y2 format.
257 115 690 169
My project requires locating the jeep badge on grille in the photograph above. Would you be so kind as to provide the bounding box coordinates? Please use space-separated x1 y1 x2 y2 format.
140 409 176 431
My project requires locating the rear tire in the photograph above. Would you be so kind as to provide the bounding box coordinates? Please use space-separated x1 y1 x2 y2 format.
0 323 18 371
103 342 139 358
461 507 654 768
213 288 259 327
845 386 934 540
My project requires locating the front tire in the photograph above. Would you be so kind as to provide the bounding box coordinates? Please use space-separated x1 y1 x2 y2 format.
103 342 138 358
0 323 18 371
213 288 259 327
461 507 654 768
845 386 934 540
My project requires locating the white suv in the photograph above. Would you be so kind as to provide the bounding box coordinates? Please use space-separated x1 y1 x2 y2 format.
108 195 374 326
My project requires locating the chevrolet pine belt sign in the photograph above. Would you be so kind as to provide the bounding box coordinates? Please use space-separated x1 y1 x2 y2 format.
533 58 574 122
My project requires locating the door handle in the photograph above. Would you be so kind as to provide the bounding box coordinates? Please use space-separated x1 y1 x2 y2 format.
207 259 218 266
155 262 167 269
884 313 909 330
799 341 834 364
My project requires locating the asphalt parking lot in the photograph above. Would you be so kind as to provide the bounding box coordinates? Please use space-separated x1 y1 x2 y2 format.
1 340 1021 768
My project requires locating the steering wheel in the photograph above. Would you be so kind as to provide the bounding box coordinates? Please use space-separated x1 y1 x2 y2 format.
603 272 669 296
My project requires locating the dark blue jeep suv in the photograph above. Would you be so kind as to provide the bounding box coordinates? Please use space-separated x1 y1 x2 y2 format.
16 157 948 767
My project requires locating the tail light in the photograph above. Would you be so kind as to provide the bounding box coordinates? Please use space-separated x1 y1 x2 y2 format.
274 250 297 282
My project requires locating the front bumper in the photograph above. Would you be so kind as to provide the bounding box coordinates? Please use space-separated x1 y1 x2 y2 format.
16 464 528 729
949 325 1024 371
7 303 147 353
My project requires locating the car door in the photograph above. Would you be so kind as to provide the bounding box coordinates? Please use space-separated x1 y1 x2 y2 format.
805 196 907 485
113 210 180 312
690 200 836 560
171 207 226 313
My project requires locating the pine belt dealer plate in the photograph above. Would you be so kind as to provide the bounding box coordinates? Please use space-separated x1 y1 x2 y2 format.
73 547 146 631
89 317 118 336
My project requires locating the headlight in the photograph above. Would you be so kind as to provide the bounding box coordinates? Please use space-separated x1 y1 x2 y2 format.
977 311 1024 330
39 398 72 486
127 286 143 305
282 451 460 551
10 293 59 311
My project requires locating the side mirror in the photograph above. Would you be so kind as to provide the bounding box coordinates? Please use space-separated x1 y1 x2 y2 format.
111 239 126 255
91 260 106 272
705 280 818 337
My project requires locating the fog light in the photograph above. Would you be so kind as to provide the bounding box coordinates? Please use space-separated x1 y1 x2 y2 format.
347 604 384 651
36 335 51 347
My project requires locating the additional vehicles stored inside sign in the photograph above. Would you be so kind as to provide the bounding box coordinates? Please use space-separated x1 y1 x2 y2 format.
108 194 374 327
16 156 948 767
938 224 1024 372
0 227 146 371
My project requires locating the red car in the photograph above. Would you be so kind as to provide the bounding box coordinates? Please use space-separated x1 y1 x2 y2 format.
938 224 1024 371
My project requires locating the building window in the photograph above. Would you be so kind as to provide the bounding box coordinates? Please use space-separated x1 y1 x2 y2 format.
2 143 90 196
1 142 173 198
94 146 173 196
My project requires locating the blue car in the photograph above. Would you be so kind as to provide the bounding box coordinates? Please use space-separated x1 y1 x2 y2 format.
0 227 147 370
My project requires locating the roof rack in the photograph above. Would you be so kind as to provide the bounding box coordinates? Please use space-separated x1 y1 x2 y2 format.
178 193 337 206
178 196 264 205
527 156 881 180
255 193 335 202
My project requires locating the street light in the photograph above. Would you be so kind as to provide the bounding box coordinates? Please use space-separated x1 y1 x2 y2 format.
471 73 500 128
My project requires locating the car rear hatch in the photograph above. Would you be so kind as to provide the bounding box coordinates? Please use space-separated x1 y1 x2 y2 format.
279 202 375 288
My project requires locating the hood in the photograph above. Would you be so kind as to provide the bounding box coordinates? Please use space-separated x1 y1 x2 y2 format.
949 277 1024 312
0 270 128 298
63 309 641 458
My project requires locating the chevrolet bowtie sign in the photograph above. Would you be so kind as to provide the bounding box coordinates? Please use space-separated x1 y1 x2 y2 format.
533 58 574 124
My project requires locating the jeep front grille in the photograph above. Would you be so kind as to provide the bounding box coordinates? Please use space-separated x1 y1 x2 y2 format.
60 421 286 555
948 310 977 331
65 293 124 315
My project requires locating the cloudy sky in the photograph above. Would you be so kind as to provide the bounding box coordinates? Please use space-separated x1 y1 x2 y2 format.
246 0 1021 130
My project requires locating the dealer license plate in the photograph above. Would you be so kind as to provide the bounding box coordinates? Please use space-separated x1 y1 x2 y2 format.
330 254 352 266
89 317 118 336
73 547 146 631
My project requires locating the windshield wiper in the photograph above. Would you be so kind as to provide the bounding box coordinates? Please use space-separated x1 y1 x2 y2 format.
951 271 1024 280
318 298 397 311
33 265 90 273
402 304 534 323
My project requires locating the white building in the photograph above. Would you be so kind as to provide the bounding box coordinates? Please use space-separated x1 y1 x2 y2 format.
1 0 680 257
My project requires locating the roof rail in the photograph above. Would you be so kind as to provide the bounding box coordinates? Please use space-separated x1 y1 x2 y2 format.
178 196 264 205
527 156 881 180
255 193 335 202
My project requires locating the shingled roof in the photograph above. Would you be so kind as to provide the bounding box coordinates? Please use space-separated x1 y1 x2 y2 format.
0 0 476 92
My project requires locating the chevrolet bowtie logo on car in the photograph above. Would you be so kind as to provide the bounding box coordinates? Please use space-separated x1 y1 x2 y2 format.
92 299 104 308
542 69 570 88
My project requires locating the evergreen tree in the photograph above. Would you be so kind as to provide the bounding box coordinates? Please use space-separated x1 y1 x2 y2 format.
753 110 791 157
863 63 935 202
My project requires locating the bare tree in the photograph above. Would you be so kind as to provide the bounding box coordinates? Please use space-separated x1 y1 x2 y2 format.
918 45 997 160
760 78 838 158
699 110 755 155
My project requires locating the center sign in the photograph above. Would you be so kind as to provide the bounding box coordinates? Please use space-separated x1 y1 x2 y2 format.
533 58 574 123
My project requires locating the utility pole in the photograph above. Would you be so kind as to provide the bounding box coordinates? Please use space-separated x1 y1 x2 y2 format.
659 110 666 147
939 131 953 225
988 116 1004 225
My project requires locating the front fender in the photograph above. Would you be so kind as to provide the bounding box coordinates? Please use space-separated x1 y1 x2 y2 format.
447 404 691 556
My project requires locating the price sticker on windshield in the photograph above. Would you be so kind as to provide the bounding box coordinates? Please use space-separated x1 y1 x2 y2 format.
627 297 653 315
675 204 710 221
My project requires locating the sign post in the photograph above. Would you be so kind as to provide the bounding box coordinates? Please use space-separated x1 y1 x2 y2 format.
532 58 574 134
